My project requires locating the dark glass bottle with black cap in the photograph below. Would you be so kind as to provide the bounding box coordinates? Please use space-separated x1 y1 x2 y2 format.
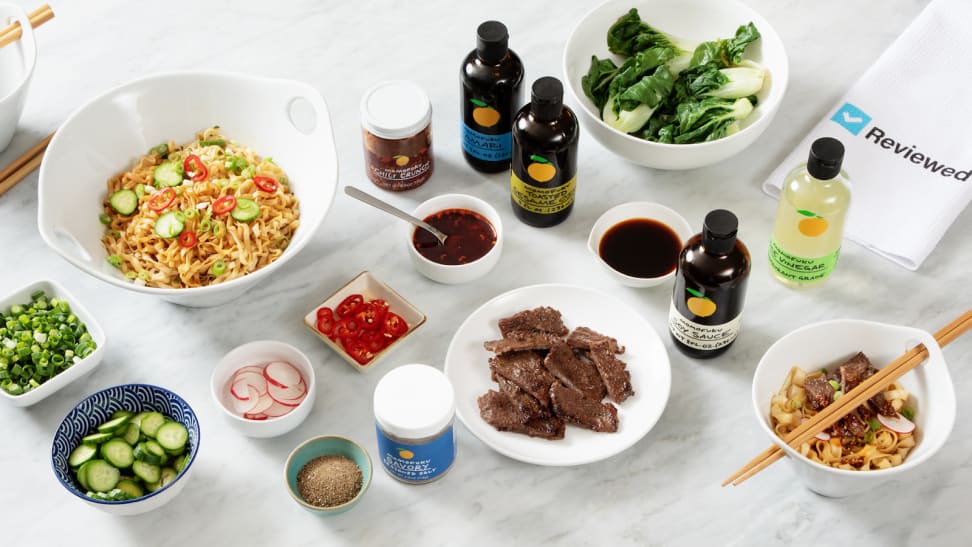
460 20 524 172
510 76 579 227
669 209 751 359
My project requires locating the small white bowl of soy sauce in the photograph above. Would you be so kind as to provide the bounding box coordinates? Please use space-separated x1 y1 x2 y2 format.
587 202 693 288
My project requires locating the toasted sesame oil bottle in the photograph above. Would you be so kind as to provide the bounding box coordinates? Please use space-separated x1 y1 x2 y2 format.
510 77 579 228
461 21 524 173
769 137 851 288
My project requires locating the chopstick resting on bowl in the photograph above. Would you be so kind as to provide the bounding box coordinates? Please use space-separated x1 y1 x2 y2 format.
0 131 54 197
0 4 53 48
723 308 972 487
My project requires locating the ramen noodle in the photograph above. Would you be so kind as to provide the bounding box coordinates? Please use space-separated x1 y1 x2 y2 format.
100 127 299 289
770 360 917 471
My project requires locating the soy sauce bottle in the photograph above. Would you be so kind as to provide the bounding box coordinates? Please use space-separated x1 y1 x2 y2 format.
669 209 751 359
510 77 579 227
461 21 524 172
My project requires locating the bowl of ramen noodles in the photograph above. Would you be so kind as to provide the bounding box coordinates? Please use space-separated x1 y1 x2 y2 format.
751 319 955 498
37 71 337 307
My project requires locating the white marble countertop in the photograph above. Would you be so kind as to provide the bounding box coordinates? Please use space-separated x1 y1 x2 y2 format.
2 0 969 545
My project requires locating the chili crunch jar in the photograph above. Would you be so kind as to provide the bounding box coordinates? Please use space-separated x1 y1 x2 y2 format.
373 364 456 484
360 80 434 191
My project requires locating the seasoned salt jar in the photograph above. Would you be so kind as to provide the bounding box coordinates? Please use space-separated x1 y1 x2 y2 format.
373 364 456 484
360 80 434 191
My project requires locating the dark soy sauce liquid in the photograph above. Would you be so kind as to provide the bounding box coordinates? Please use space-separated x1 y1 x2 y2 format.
599 219 681 278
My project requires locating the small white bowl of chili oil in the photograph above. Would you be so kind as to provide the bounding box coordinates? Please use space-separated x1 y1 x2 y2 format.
587 201 693 288
407 194 503 284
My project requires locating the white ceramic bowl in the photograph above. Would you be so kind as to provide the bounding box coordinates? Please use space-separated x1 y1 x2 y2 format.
211 340 316 438
37 71 338 307
0 279 106 407
407 193 503 284
562 0 788 169
0 2 36 152
587 201 692 287
752 319 956 498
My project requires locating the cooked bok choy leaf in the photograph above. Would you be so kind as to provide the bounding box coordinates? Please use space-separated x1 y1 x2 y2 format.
603 66 674 134
673 97 754 144
607 8 696 75
685 65 766 100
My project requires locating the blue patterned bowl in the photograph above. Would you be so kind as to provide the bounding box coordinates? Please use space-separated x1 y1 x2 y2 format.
51 384 200 515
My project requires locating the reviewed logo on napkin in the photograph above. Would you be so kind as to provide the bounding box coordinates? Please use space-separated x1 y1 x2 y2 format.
763 0 972 271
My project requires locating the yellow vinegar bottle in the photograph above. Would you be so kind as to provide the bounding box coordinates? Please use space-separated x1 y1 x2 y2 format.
769 137 850 288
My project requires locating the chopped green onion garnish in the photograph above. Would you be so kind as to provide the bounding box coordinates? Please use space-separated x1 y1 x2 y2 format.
125 271 137 280
149 143 169 157
106 255 122 268
901 407 915 421
869 418 881 431
210 260 227 276
199 139 226 147
833 391 843 401
183 208 198 220
135 184 146 198
212 221 225 238
224 156 248 174
240 166 255 179
199 219 212 232
863 430 875 444
137 271 148 281
828 379 840 391
99 213 112 225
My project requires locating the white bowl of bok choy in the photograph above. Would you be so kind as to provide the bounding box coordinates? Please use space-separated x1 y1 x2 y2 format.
563 0 788 169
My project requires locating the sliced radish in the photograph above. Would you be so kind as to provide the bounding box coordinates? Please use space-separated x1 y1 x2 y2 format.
268 378 306 402
263 400 295 418
264 361 302 389
243 412 268 421
230 385 261 415
270 390 305 408
877 412 916 434
232 370 267 394
230 379 254 401
236 365 264 376
248 392 274 414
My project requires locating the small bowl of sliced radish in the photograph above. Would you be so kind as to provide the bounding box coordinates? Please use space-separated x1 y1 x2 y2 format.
211 340 316 438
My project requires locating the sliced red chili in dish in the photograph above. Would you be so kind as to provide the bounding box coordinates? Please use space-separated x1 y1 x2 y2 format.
343 338 375 365
253 176 278 193
183 154 209 182
333 317 360 339
358 329 388 353
336 294 365 318
316 306 334 319
178 230 197 248
148 187 176 212
317 318 337 340
354 301 387 330
212 195 237 215
381 312 408 340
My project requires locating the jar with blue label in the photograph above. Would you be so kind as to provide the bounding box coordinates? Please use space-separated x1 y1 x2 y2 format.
373 364 456 484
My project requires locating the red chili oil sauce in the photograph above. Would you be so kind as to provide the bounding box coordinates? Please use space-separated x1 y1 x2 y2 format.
413 208 496 265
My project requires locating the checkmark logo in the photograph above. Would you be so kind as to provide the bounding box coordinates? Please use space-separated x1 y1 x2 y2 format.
830 102 871 135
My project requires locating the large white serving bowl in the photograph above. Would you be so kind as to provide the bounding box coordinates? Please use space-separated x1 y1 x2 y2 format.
563 0 788 169
751 319 956 498
0 2 36 152
36 71 338 307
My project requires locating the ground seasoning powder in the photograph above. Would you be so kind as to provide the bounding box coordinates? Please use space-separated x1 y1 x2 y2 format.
296 455 363 508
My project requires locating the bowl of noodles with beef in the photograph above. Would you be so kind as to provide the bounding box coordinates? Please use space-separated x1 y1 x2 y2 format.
751 319 955 498
37 71 337 307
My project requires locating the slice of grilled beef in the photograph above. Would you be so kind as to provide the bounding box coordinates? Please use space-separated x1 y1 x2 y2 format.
496 375 550 417
478 390 565 440
489 351 556 408
484 332 562 355
565 326 625 354
498 307 569 338
549 382 619 433
588 341 635 404
869 391 898 417
839 352 874 392
542 342 606 401
803 376 834 411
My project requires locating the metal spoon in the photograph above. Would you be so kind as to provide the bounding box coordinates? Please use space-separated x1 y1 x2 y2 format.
344 186 448 245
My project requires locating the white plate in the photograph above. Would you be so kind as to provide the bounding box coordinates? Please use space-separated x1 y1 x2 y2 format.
443 284 671 466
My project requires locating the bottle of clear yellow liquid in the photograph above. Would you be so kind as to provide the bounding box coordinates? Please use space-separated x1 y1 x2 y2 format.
769 137 850 288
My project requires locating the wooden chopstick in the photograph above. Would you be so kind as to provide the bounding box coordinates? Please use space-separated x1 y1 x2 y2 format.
0 4 54 48
0 132 53 197
723 309 972 487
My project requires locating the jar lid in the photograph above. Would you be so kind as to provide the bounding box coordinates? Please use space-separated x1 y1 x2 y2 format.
373 364 455 439
360 80 433 140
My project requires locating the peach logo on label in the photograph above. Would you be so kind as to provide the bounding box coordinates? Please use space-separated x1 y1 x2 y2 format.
470 99 500 128
397 448 414 460
685 287 716 318
393 154 410 166
797 209 828 237
527 155 555 182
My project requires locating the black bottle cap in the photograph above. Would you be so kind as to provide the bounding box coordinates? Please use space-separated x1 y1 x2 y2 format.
701 209 738 254
531 77 564 122
477 21 509 64
807 137 845 180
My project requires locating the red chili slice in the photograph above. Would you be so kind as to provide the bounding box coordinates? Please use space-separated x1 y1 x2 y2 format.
343 338 374 365
333 317 360 339
381 312 408 340
178 230 197 248
354 301 387 330
316 306 334 319
253 176 279 193
148 187 176 212
358 329 388 353
336 294 365 318
183 154 209 182
212 195 237 215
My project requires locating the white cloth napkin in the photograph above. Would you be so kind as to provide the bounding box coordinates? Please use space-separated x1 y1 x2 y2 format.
762 0 972 270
